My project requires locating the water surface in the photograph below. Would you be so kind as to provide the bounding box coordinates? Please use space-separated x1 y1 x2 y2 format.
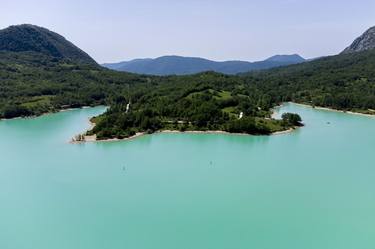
1 103 375 249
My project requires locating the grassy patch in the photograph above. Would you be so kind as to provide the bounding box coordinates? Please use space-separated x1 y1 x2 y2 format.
213 90 232 100
21 95 52 108
185 89 232 101
185 90 210 99
222 106 238 118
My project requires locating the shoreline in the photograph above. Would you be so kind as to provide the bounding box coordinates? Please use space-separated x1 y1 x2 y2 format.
3 101 374 122
72 127 296 144
72 106 298 144
1 106 104 121
292 102 375 118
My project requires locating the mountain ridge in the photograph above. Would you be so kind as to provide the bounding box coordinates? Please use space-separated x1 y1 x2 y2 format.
102 54 306 75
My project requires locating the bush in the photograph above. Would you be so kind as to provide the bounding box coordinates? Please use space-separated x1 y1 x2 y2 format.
2 105 32 119
225 117 270 134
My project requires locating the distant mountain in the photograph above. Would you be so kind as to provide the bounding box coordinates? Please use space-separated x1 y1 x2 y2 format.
0 24 96 64
265 54 305 63
342 26 375 54
102 54 305 75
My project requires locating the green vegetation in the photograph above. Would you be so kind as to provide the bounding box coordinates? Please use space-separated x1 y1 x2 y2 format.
2 48 375 139
2 25 375 140
0 50 297 138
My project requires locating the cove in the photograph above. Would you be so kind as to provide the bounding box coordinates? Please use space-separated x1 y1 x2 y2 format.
1 103 375 249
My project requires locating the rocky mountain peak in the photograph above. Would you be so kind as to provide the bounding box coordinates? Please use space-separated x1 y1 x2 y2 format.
342 26 375 54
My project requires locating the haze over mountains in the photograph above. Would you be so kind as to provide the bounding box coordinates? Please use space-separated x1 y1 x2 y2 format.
102 54 306 75
102 25 375 76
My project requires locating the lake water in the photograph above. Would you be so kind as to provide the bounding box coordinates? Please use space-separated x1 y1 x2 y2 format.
1 103 375 249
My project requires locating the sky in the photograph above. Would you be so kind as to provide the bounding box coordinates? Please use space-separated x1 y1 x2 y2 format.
1 0 375 63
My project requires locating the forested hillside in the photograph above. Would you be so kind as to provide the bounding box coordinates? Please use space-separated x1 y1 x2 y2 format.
247 50 375 112
0 51 149 118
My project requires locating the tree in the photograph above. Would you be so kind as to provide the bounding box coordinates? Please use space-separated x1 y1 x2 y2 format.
281 113 303 126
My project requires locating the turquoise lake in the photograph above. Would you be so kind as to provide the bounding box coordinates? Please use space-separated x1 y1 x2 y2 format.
1 103 375 249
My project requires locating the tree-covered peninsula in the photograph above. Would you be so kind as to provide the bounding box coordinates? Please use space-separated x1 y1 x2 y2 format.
87 72 302 140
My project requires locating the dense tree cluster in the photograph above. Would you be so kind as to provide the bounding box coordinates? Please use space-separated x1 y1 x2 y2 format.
88 72 291 139
282 113 303 126
225 117 271 134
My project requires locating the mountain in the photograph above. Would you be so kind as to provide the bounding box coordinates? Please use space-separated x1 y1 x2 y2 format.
342 26 375 54
0 24 96 64
265 54 305 63
102 54 305 75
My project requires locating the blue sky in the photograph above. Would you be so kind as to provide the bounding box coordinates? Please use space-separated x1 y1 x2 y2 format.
2 0 375 63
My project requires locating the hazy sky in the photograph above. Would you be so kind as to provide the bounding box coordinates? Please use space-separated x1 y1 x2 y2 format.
1 0 375 63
